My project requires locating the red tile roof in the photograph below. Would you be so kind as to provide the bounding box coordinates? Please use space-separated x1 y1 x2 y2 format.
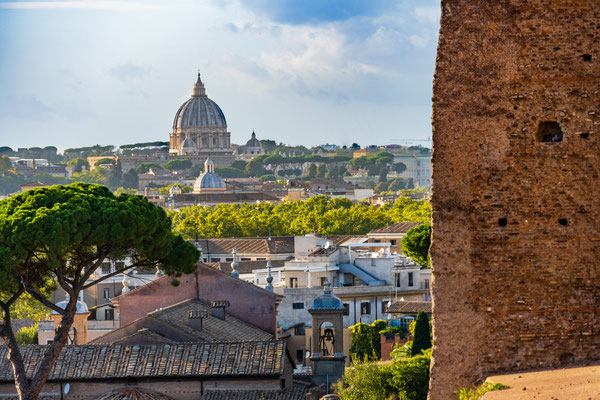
0 341 287 382
369 222 422 234
386 300 432 314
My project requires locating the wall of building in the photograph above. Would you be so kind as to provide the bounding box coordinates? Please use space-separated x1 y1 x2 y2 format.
430 2 600 399
117 264 278 335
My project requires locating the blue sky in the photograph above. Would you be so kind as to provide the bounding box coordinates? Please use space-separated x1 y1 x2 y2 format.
0 0 440 151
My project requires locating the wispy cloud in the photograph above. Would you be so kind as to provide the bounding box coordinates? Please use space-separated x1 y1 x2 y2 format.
107 63 151 81
0 1 155 11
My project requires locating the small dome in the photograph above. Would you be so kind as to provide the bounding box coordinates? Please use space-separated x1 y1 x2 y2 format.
310 283 343 311
246 131 262 148
180 137 196 149
52 298 89 315
193 173 226 191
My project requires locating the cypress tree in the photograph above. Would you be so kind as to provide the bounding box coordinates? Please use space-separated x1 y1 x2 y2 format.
411 311 432 356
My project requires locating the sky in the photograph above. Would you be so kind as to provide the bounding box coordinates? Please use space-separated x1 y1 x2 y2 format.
0 0 441 151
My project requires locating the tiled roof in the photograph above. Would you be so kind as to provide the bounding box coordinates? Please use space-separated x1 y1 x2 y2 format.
325 235 367 246
386 300 432 314
209 260 287 275
309 247 338 256
0 341 286 381
93 298 273 344
197 237 295 255
200 385 309 400
112 328 178 345
369 222 422 234
97 388 176 400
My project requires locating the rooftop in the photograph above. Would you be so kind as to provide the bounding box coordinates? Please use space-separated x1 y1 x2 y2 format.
92 298 273 344
369 222 422 235
0 341 286 382
386 300 432 314
196 237 295 255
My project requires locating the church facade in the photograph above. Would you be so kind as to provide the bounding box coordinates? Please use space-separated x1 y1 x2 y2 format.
168 73 234 167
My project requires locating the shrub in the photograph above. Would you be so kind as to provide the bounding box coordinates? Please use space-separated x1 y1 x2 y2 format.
389 352 431 400
15 324 38 345
456 382 510 400
411 311 432 356
337 360 394 400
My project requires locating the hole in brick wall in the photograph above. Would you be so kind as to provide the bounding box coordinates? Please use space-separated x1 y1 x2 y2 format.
582 54 592 62
559 352 574 364
536 121 563 143
579 132 590 139
514 106 518 110
498 218 507 227
558 218 568 226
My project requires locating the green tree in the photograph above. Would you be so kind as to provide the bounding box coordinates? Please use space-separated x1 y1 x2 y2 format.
15 325 38 345
67 157 89 173
401 223 431 266
245 159 267 177
231 160 248 170
216 167 247 178
388 179 406 191
336 361 393 400
374 181 389 194
411 311 432 356
0 183 199 400
136 162 161 174
316 163 327 178
93 158 115 167
0 155 12 174
306 163 317 179
389 353 431 400
164 159 192 171
259 174 276 182
122 169 139 189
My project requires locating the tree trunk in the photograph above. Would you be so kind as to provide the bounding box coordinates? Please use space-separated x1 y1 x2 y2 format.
3 299 77 400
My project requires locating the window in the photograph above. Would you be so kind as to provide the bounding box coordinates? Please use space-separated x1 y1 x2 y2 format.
381 302 388 314
225 258 233 261
395 273 401 288
290 277 298 288
361 302 371 315
294 325 305 335
343 303 350 316
212 258 220 262
292 302 304 310
296 349 305 362
424 279 430 289
46 339 53 345
103 288 110 301
371 258 376 266
101 263 111 275
257 258 266 261
374 239 380 243
241 257 251 261
105 309 114 320
408 272 414 287
390 239 397 245
320 277 327 287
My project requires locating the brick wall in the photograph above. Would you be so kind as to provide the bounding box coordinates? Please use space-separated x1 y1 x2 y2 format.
430 1 600 399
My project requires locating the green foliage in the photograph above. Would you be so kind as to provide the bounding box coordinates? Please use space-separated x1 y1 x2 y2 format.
114 187 137 196
245 159 268 177
0 147 14 156
456 382 510 400
64 145 114 156
164 159 192 171
410 311 431 356
389 353 431 400
122 169 139 189
349 319 388 361
15 324 38 345
348 151 404 179
306 163 317 179
170 195 430 239
67 157 89 172
259 174 276 182
136 162 161 174
94 158 115 167
0 172 25 195
30 173 68 186
158 183 192 196
401 223 431 266
120 141 169 150
0 156 12 174
336 360 394 400
316 163 328 178
231 160 248 170
216 167 248 178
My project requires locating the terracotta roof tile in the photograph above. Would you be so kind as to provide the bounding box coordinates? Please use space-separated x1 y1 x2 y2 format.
0 341 286 382
200 385 308 400
386 300 432 314
97 388 177 400
369 222 422 234
197 237 295 255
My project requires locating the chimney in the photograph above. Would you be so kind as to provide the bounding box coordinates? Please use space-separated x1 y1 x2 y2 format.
188 310 208 331
210 300 230 320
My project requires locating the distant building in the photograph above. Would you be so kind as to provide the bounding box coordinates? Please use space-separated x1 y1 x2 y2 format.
168 73 234 167
19 181 47 192
193 158 226 193
392 154 432 187
244 131 265 155
367 222 422 255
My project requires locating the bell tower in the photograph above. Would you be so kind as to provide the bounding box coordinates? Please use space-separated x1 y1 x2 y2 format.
308 280 345 387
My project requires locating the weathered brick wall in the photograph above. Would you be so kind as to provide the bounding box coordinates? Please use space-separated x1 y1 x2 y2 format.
430 1 600 399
